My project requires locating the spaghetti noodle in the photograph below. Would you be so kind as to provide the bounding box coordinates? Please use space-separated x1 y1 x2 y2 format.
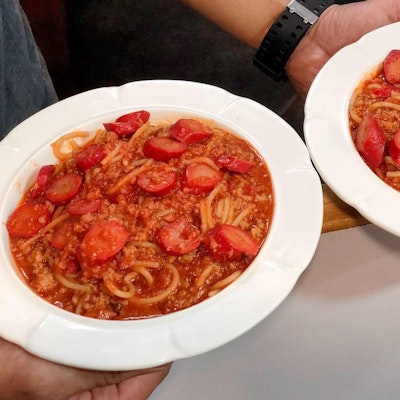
52 131 90 160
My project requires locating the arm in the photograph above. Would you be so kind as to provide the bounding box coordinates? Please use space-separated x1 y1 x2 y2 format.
180 0 288 48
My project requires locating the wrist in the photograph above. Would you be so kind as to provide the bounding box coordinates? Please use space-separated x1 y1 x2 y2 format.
253 0 335 81
250 0 291 48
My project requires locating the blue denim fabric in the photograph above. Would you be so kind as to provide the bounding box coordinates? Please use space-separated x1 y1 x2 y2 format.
0 0 58 140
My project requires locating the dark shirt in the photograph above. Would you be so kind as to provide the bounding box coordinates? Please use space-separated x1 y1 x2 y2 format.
0 0 57 140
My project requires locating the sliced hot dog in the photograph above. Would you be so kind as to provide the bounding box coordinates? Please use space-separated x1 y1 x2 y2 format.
169 118 212 144
115 110 150 124
158 221 201 255
80 221 128 265
354 113 385 168
31 164 55 198
6 203 51 238
103 122 138 137
203 224 260 261
45 173 82 204
143 136 187 161
184 160 223 194
137 163 178 196
75 144 106 171
104 110 150 137
372 85 399 99
67 198 102 215
215 155 254 173
389 131 400 166
383 50 400 84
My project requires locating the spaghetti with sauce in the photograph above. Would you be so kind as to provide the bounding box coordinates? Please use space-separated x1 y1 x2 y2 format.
6 111 273 320
350 49 400 190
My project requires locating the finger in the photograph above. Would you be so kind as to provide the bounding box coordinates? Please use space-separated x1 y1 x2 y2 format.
117 363 171 399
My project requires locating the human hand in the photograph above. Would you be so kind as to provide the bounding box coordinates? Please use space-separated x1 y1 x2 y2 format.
0 336 170 400
286 0 400 96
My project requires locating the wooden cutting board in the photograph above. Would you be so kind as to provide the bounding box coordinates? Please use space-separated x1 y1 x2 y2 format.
322 184 369 233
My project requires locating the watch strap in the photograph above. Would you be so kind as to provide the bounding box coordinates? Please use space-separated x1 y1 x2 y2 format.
253 0 335 81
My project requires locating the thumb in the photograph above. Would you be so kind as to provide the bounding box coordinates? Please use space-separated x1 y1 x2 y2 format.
287 0 398 95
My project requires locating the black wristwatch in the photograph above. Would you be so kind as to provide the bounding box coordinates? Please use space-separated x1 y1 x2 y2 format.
253 0 335 81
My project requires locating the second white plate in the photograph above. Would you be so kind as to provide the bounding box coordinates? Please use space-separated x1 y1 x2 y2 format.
304 22 400 237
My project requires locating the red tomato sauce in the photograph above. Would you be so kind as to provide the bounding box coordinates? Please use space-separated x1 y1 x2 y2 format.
7 113 273 320
350 50 400 190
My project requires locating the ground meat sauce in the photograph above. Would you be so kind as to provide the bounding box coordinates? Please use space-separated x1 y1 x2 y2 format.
7 111 273 320
350 49 400 190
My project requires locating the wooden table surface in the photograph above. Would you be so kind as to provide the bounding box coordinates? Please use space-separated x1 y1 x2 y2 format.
322 183 369 233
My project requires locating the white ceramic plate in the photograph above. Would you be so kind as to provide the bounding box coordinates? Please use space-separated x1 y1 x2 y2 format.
304 22 400 237
0 80 322 370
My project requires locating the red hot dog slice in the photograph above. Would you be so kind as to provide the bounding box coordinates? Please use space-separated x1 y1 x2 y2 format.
116 110 150 124
6 203 51 238
143 136 187 161
137 163 178 196
389 131 400 166
75 144 106 171
354 113 385 168
80 221 128 265
184 160 223 194
103 110 150 137
45 173 82 204
158 221 201 255
67 198 102 215
215 155 254 173
169 118 212 144
383 50 400 84
204 224 260 261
